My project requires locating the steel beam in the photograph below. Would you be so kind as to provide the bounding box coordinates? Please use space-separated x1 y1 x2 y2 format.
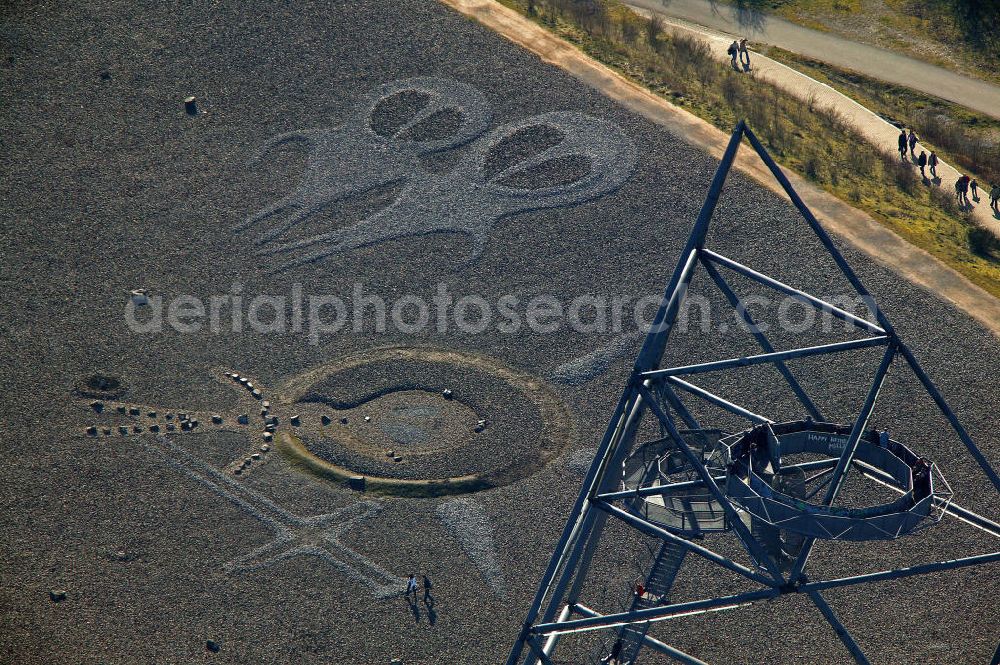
808 590 871 665
789 344 896 583
507 384 639 665
573 604 710 665
643 336 889 380
596 500 774 586
742 126 896 335
639 387 786 583
701 258 823 420
701 249 884 336
636 121 746 370
666 377 772 424
799 551 1000 592
532 589 778 635
897 344 1000 492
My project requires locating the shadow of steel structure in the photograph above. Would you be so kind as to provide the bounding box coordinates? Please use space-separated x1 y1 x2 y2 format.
508 121 1000 665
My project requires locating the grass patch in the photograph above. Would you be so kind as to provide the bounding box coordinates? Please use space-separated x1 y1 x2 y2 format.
714 0 1000 83
494 0 1000 297
762 45 1000 186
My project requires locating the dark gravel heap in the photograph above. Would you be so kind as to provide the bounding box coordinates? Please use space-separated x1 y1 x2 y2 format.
2 0 998 663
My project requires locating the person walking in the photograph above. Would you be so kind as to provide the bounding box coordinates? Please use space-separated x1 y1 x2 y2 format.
897 130 908 162
739 38 750 70
917 150 927 178
727 40 739 69
929 151 939 178
405 573 419 602
907 129 918 158
990 182 1000 213
422 574 433 604
970 178 979 201
956 175 970 206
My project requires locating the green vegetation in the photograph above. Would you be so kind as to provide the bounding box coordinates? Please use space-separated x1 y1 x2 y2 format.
720 0 1000 83
497 0 1000 296
760 45 1000 185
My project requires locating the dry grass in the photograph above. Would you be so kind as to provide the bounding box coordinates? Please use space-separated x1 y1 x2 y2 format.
497 0 1000 297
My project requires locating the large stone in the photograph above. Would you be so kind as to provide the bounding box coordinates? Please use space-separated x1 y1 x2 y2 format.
290 415 300 427
166 423 176 432
129 289 149 306
321 415 331 425
116 405 127 414
251 389 262 399
149 424 160 433
118 426 129 435
128 407 140 416
251 453 261 461
261 401 270 410
237 414 249 425
348 476 366 491
147 411 156 419
211 414 223 424
205 639 220 653
90 401 104 413
442 389 453 400
49 589 67 603
260 444 270 452
85 426 97 436
262 432 273 442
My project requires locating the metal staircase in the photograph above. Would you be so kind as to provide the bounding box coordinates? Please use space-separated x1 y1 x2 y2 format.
607 540 688 664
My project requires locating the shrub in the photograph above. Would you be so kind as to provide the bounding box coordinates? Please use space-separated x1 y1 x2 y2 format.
646 14 664 48
969 226 1000 257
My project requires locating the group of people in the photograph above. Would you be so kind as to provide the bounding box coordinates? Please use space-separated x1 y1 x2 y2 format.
726 38 750 71
404 573 434 606
897 129 1000 213
898 129 940 179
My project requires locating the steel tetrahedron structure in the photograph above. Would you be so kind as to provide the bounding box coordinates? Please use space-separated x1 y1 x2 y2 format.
508 122 1000 665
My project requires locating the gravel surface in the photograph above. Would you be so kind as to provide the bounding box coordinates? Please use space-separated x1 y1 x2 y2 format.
2 0 999 663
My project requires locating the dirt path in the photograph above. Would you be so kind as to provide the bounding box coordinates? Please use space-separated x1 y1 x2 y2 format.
438 0 1000 338
626 3 1000 238
627 0 1000 121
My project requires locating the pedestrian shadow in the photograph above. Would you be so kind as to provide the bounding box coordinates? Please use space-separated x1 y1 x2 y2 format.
425 602 437 626
406 596 421 624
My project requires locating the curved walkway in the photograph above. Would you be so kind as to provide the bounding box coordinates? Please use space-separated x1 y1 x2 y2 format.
627 0 1000 121
438 0 1000 338
625 4 1000 237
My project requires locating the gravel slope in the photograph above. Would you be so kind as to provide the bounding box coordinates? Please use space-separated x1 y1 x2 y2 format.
1 0 998 663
